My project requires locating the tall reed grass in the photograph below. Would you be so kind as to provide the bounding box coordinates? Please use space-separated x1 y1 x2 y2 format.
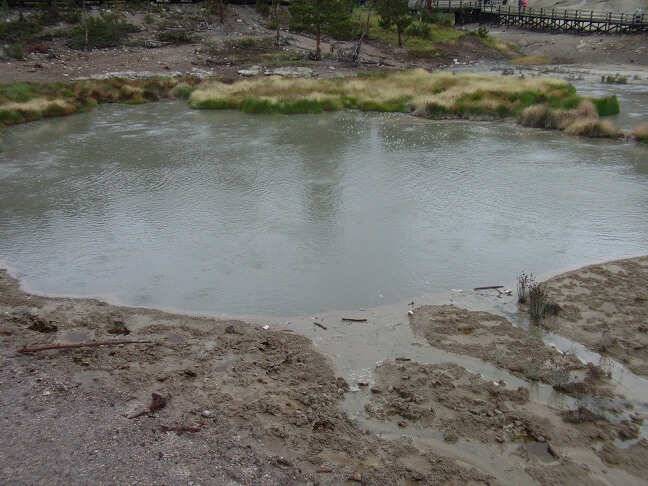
0 77 200 127
0 70 627 143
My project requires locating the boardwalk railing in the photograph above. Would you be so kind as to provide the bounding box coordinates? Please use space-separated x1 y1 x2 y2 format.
416 0 647 33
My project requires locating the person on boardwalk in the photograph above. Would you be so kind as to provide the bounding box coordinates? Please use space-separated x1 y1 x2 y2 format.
518 0 523 9
522 0 527 9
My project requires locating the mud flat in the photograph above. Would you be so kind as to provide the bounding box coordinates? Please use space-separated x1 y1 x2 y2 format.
0 269 493 485
1 256 648 484
542 256 648 379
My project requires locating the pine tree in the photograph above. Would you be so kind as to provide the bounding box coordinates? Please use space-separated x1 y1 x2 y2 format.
290 0 354 60
374 0 411 47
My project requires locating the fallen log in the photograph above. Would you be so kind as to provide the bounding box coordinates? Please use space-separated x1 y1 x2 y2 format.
473 286 504 291
342 317 368 322
18 340 153 353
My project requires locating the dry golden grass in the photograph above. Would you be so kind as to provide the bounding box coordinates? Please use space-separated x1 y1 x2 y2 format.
510 56 550 65
630 122 648 143
563 119 623 138
189 68 571 116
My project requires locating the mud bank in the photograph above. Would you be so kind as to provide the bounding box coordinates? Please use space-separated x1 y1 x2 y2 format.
542 256 648 379
1 256 647 484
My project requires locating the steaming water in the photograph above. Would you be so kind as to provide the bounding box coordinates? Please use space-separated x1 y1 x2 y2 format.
0 101 647 316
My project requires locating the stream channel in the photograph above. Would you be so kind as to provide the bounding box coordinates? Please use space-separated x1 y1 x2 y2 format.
0 81 647 482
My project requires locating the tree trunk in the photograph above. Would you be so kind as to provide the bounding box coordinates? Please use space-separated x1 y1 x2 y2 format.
315 24 321 60
219 0 224 23
397 25 403 47
83 0 88 47
352 10 371 62
273 0 280 43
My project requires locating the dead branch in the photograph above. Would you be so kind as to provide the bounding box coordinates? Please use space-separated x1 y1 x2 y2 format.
275 457 294 467
342 318 368 322
160 425 201 434
473 286 504 291
18 340 153 353
314 321 327 330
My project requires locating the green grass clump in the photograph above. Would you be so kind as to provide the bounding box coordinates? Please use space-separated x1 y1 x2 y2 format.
190 97 240 110
592 95 620 116
0 109 23 124
241 98 324 115
0 83 36 103
413 101 451 119
358 97 410 113
172 83 196 100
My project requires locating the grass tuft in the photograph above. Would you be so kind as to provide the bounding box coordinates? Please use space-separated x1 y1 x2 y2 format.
630 122 648 144
563 119 623 139
592 95 620 116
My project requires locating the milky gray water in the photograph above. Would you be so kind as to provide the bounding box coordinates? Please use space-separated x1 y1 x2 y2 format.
1 101 647 316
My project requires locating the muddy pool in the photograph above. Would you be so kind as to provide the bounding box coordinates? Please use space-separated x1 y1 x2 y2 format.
1 100 646 317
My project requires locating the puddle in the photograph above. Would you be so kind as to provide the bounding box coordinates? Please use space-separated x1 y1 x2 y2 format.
515 437 558 463
167 332 184 344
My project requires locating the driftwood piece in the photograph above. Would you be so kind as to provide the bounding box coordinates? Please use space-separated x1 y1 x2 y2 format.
314 321 327 330
18 340 153 353
317 467 333 473
160 425 201 434
342 318 368 322
473 286 504 291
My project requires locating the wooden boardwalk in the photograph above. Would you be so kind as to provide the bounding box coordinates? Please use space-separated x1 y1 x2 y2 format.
419 0 647 33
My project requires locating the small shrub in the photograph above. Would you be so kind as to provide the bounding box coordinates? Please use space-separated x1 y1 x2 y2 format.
405 21 432 40
66 13 140 50
517 272 532 304
420 11 454 26
158 30 194 44
3 43 25 60
592 95 620 116
528 281 559 321
0 18 42 42
601 75 628 85
474 26 489 38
